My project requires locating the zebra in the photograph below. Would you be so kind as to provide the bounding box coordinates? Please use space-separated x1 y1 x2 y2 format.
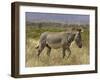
36 29 82 58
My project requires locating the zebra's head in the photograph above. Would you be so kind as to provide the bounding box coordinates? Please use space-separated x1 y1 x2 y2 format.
75 29 82 48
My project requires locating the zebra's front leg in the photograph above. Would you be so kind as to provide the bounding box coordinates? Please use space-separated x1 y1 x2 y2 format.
62 48 66 58
66 47 71 59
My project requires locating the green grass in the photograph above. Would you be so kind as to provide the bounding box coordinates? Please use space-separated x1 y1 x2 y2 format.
25 25 89 67
82 29 89 48
26 26 65 40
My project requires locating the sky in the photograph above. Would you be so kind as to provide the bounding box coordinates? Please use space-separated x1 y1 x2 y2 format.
26 12 89 25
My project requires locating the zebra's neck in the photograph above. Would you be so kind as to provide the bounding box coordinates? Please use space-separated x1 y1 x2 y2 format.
67 33 75 44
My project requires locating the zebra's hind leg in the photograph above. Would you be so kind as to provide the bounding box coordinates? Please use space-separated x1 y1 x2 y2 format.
37 41 46 57
37 46 45 57
46 45 51 56
47 48 51 56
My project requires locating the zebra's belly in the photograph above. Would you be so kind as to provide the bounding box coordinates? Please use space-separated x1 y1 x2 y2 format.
46 38 62 49
47 42 62 49
46 34 64 49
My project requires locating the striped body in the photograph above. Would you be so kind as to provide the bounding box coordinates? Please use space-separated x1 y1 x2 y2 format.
36 29 82 58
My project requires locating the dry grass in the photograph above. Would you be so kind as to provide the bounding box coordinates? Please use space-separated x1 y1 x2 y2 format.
25 25 89 67
25 38 89 67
